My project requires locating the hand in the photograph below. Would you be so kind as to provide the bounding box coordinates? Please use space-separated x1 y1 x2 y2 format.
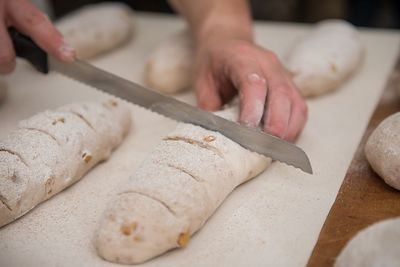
194 38 308 142
0 0 74 74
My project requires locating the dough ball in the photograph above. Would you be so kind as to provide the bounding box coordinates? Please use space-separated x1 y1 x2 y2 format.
365 112 400 190
145 30 194 94
335 217 400 267
285 19 364 97
56 2 134 59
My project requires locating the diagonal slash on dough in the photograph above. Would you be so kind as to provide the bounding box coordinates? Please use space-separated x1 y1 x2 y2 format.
0 194 12 211
118 190 177 217
164 136 224 158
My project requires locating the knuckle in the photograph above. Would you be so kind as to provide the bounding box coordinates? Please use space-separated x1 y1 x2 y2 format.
233 41 252 53
266 51 279 64
274 84 291 94
0 52 15 66
23 9 47 26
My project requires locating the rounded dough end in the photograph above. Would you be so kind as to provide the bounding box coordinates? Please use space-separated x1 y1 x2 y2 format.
285 19 363 97
365 112 400 190
292 73 340 98
95 192 188 264
145 59 191 94
57 2 134 59
144 30 194 94
335 218 400 267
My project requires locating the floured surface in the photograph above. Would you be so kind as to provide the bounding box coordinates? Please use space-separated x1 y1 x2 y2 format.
0 13 399 267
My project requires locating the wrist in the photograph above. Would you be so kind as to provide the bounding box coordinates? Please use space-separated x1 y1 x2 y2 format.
194 20 254 55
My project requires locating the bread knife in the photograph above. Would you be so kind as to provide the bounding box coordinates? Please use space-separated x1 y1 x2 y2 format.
9 28 312 174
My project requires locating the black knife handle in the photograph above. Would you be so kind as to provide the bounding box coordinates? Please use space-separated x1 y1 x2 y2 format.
8 27 48 73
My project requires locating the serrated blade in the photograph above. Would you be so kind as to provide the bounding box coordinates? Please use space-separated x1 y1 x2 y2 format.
48 57 312 174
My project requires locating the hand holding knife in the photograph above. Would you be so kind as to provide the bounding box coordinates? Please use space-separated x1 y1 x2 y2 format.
8 27 312 174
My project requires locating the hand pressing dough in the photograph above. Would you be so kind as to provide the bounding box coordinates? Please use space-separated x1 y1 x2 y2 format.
0 80 6 102
335 217 400 267
56 2 134 59
284 20 364 97
365 112 400 190
95 107 271 264
0 99 131 227
145 30 194 94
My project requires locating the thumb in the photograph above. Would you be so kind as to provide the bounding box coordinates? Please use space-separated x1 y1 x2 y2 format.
8 0 75 62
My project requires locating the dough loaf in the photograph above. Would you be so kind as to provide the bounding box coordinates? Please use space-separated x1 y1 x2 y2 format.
0 99 131 227
56 2 134 59
95 107 271 264
365 112 400 190
145 30 194 94
284 20 364 97
335 217 400 267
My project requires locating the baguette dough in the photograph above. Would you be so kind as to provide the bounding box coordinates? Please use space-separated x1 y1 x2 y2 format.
284 20 364 97
0 99 131 227
95 107 271 264
335 217 400 267
145 30 194 94
56 2 134 59
364 112 400 190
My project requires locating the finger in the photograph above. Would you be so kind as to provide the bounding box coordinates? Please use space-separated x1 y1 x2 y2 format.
7 0 74 62
0 17 16 74
195 69 222 111
285 93 308 142
263 88 292 139
227 59 267 127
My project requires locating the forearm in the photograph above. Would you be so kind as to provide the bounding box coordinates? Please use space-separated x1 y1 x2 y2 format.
168 0 253 45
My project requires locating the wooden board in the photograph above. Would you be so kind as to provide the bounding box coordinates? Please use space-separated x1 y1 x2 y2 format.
307 60 400 267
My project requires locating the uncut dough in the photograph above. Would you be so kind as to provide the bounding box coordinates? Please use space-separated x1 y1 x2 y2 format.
0 99 131 227
284 20 364 97
95 107 271 264
335 217 400 267
56 2 134 59
365 112 400 190
0 80 6 102
145 30 194 94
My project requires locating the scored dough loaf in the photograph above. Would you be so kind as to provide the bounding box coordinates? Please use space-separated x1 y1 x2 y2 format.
95 107 271 264
0 99 131 227
145 30 194 94
284 20 364 97
335 217 400 267
365 112 400 190
56 2 134 59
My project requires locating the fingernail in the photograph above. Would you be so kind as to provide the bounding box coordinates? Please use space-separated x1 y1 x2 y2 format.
59 42 75 61
247 73 266 84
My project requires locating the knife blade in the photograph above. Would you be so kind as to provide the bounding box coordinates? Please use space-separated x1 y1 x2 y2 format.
10 28 312 174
